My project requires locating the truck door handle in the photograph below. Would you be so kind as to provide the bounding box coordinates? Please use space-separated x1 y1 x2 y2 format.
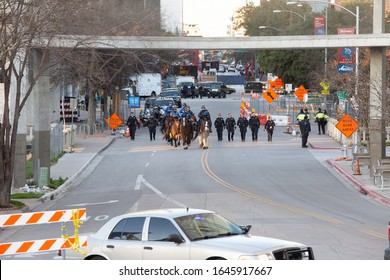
106 245 114 249
144 246 153 250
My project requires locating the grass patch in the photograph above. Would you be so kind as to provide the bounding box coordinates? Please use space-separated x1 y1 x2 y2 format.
11 192 44 199
49 177 67 189
10 200 26 208
26 158 33 179
51 151 65 165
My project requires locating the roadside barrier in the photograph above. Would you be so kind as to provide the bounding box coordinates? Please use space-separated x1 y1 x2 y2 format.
0 208 87 256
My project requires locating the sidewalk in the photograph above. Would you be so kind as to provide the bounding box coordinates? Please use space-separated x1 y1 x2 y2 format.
12 130 115 213
7 129 390 213
308 133 390 207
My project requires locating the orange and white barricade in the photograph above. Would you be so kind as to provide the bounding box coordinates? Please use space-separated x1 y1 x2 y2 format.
0 208 87 256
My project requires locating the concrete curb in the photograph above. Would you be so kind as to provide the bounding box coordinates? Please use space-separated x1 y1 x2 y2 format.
39 136 116 203
327 159 390 207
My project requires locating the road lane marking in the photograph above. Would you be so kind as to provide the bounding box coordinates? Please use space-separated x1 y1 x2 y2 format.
67 200 118 207
135 175 187 208
201 150 344 225
359 228 387 240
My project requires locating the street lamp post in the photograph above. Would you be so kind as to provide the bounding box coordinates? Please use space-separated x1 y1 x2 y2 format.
259 26 282 33
287 1 359 80
288 0 360 150
273 10 306 21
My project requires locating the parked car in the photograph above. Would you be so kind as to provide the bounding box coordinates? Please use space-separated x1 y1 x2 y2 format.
245 81 265 94
58 208 314 260
385 221 390 260
144 97 157 111
160 88 182 107
154 97 175 111
225 85 236 94
197 82 227 98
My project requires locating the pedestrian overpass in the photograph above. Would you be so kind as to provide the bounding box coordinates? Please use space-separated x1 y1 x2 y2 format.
49 33 390 50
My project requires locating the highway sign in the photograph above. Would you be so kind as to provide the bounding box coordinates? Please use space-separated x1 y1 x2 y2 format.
295 85 307 102
262 88 279 103
335 113 358 138
337 91 350 101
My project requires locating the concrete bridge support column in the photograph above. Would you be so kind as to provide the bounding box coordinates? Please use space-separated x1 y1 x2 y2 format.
369 0 386 170
32 50 51 183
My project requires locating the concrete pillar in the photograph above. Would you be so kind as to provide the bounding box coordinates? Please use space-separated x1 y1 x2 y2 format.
369 0 386 171
32 50 51 183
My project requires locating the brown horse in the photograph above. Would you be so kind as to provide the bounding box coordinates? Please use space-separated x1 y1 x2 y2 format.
161 115 171 142
169 118 181 147
198 118 211 149
180 116 195 150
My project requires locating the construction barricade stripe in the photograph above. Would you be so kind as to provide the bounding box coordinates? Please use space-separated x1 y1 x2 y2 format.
0 208 86 227
0 236 88 256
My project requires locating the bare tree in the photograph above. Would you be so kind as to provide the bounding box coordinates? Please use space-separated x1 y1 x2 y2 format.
0 0 85 207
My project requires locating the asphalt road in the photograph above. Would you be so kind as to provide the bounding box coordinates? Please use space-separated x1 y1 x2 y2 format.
1 95 389 260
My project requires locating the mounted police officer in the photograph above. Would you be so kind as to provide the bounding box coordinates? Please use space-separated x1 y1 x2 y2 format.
170 106 180 119
164 102 174 116
198 105 211 122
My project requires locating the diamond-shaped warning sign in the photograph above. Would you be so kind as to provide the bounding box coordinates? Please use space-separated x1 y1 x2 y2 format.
295 85 307 102
335 114 358 138
106 113 123 130
262 88 279 104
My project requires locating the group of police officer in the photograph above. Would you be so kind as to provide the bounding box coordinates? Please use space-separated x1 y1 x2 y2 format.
137 101 278 144
296 107 329 148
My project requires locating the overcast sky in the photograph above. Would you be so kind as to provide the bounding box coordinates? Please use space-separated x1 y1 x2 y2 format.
161 0 248 37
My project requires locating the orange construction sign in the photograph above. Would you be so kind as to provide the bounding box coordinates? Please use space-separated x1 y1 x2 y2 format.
295 85 308 102
262 88 279 104
106 113 123 129
269 77 283 89
335 113 358 138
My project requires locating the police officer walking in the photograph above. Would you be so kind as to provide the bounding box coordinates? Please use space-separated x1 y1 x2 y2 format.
264 116 276 142
126 112 139 141
237 114 249 142
299 115 311 148
214 113 225 141
146 115 158 141
225 113 236 141
296 109 305 125
248 112 260 141
315 108 325 135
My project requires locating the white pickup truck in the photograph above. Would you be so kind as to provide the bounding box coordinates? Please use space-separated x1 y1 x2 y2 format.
122 73 162 98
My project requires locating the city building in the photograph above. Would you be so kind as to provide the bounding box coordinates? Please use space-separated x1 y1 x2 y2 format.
183 24 201 37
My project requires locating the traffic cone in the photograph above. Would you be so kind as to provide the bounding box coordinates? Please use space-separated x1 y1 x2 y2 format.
353 158 361 175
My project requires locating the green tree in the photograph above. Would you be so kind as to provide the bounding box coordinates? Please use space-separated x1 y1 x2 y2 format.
234 0 379 89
